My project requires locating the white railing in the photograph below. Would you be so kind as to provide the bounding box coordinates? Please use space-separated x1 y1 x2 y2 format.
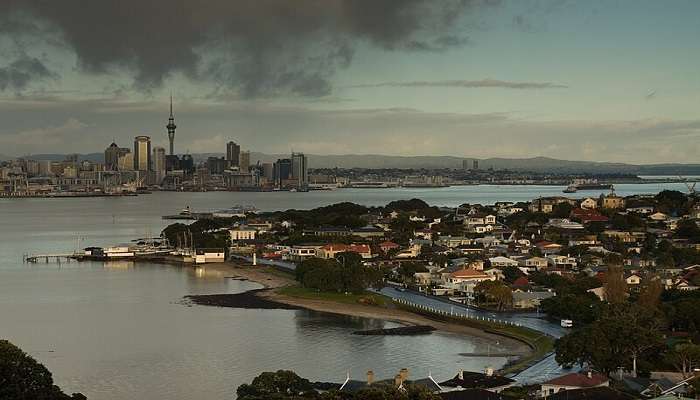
392 297 521 327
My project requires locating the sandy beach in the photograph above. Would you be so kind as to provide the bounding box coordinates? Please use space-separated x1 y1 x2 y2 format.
186 262 532 358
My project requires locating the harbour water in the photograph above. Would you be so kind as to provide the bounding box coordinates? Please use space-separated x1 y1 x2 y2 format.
0 182 690 399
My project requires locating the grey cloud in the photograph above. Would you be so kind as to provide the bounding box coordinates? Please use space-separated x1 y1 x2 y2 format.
347 78 568 89
0 54 57 91
0 0 499 98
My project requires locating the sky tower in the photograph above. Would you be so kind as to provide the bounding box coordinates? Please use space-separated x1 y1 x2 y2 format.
166 95 177 155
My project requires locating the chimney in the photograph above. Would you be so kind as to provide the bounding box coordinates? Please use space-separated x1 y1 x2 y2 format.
458 369 464 380
399 368 409 381
394 374 403 387
367 370 374 385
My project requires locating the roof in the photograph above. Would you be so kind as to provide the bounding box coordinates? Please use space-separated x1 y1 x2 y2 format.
380 241 400 248
547 387 633 400
440 371 514 389
543 372 608 388
320 243 371 253
439 388 506 400
512 276 530 286
451 268 490 279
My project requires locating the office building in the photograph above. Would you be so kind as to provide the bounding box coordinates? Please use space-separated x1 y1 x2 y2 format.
473 160 479 170
165 155 180 171
226 141 240 168
180 154 194 174
105 142 131 171
291 152 308 188
262 162 274 181
239 151 250 172
153 147 166 183
133 136 152 171
274 158 292 187
207 157 227 175
118 152 133 171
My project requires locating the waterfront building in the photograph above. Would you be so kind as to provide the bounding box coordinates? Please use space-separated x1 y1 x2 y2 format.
153 146 166 183
118 152 134 171
261 162 274 181
133 136 152 172
207 156 227 175
274 158 292 187
226 141 240 168
180 154 194 174
291 152 308 189
166 96 177 155
239 150 250 172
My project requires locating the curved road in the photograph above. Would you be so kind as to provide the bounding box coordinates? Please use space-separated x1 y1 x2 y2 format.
377 287 571 384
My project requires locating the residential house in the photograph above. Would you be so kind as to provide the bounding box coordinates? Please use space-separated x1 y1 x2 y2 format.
547 255 577 268
488 256 519 268
512 291 555 309
540 372 609 398
286 246 319 261
546 218 585 230
396 244 421 258
352 226 386 239
317 244 373 259
580 197 597 209
600 193 626 210
625 273 642 286
627 206 655 215
379 241 400 253
535 241 563 255
649 212 669 222
520 256 549 271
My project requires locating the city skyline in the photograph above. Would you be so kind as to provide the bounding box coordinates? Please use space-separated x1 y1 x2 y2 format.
0 1 699 163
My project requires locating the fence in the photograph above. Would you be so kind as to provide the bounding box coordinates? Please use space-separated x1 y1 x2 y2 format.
392 297 522 328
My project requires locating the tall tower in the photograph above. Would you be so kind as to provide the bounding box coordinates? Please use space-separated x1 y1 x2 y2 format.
166 95 177 155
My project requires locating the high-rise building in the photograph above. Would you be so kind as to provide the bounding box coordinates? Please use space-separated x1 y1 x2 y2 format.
133 136 152 171
207 157 227 175
153 146 166 183
105 142 130 170
462 159 469 170
291 152 308 189
473 160 479 170
180 154 194 174
239 151 250 172
273 158 292 187
118 152 133 171
262 162 274 181
226 141 240 168
165 155 180 171
166 96 177 156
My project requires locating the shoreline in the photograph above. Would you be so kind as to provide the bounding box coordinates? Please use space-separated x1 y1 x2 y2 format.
187 262 532 360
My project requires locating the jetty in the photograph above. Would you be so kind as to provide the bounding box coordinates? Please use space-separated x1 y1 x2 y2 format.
23 253 80 263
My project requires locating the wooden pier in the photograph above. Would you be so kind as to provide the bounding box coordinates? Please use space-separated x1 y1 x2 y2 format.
23 253 79 263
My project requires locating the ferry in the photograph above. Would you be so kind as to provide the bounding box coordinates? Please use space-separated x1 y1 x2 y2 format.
563 179 613 193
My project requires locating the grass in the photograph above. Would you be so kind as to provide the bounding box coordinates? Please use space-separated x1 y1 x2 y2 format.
276 286 390 307
395 302 555 375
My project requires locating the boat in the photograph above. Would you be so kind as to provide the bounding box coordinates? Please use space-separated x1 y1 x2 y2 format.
162 206 198 220
562 179 613 193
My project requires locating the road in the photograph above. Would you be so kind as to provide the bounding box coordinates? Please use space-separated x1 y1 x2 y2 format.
377 287 572 384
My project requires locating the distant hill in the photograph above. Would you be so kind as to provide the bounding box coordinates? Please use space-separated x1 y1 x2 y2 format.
8 152 700 175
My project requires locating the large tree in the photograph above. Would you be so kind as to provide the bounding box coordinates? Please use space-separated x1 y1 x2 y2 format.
555 303 664 376
0 340 86 400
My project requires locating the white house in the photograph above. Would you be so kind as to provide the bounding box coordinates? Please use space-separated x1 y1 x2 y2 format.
580 198 597 209
229 227 257 241
488 256 519 268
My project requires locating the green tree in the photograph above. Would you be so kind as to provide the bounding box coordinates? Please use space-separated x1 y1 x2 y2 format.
0 340 86 400
603 264 627 304
555 303 664 376
665 343 700 377
474 280 513 311
236 370 314 399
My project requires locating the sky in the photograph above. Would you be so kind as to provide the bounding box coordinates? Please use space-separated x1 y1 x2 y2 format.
0 0 699 163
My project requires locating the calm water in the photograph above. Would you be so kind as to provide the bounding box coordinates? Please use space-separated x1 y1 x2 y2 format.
0 183 689 399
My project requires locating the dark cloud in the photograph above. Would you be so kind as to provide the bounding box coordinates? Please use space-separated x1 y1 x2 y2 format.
0 0 499 97
347 78 568 89
0 54 57 91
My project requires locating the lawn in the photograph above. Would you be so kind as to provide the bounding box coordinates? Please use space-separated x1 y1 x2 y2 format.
276 286 390 307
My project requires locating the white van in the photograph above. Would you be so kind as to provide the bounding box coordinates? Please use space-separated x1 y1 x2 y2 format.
561 319 573 328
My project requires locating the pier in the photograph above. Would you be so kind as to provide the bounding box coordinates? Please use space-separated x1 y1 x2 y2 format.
23 253 79 263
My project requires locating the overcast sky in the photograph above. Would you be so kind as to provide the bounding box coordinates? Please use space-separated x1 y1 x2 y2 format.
0 0 699 163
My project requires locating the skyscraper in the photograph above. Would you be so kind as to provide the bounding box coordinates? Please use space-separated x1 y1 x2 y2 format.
133 136 152 171
166 96 177 155
239 151 250 172
105 142 130 171
226 141 240 168
291 152 308 189
274 158 292 187
153 146 166 183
